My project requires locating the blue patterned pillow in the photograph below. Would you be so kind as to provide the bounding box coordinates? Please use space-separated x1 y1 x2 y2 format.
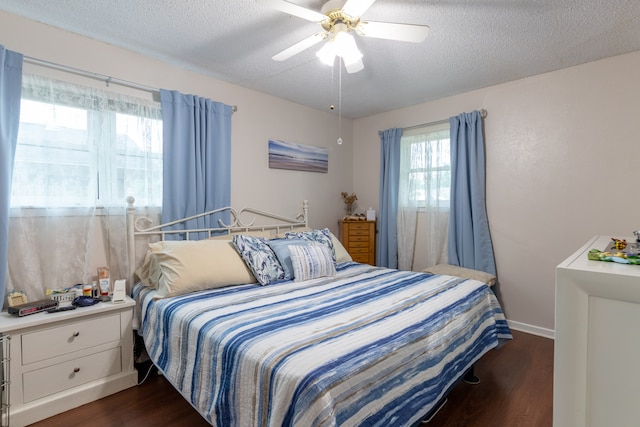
285 228 336 262
232 235 285 285
288 244 336 282
267 238 310 281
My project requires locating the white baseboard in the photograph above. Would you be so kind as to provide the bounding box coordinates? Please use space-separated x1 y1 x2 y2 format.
507 319 555 340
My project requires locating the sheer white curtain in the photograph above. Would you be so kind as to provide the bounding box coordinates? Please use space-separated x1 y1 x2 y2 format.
397 124 450 271
8 74 161 302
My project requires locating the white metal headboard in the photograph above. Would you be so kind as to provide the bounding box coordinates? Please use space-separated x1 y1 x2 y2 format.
126 196 309 287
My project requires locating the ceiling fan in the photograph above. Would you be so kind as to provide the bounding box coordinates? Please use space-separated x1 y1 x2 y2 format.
258 0 430 73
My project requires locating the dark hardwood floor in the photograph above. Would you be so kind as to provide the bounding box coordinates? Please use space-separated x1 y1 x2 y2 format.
29 330 553 427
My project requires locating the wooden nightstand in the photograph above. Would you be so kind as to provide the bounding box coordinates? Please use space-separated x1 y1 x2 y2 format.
338 220 376 265
0 297 137 426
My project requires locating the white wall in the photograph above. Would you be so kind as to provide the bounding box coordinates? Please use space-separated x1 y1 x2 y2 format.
353 50 640 334
0 10 353 234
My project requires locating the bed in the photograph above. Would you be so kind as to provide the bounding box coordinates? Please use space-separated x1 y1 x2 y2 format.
126 198 511 426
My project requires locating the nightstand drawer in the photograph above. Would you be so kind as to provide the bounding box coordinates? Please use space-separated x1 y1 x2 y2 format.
22 313 121 365
23 347 122 403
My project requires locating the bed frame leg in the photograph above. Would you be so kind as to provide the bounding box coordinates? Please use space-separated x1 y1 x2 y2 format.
463 366 480 385
421 397 447 424
421 366 480 424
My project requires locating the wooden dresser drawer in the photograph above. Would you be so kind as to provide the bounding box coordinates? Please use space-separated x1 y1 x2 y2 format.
338 220 376 266
348 238 370 246
23 347 122 403
348 243 370 251
21 313 121 365
346 222 370 231
351 254 371 263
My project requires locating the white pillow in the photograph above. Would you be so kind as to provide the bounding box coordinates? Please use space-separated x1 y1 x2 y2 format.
330 232 352 263
149 239 257 298
135 241 164 288
422 264 496 287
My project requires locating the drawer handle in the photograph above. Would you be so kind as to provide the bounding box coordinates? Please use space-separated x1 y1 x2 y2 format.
72 331 80 337
73 367 80 373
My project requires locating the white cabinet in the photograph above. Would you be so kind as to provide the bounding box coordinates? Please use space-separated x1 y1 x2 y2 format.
554 235 640 427
0 297 137 426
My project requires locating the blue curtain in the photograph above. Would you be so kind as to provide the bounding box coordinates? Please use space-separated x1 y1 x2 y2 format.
377 128 402 268
0 46 23 307
160 89 232 239
447 110 496 276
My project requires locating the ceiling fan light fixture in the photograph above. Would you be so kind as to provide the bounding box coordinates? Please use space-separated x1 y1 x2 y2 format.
315 23 363 71
316 40 337 66
335 31 362 64
344 57 364 73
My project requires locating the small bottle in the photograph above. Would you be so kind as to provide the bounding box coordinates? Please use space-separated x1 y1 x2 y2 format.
91 281 99 298
83 283 92 297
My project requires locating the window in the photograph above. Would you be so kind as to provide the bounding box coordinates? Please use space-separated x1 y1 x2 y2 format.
11 74 162 208
399 122 451 208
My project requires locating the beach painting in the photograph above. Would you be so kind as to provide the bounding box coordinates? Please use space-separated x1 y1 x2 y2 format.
268 139 328 173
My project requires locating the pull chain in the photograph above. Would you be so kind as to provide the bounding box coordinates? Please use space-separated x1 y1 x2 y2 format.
337 57 343 145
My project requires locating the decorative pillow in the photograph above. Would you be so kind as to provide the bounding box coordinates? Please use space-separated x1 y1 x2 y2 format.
422 264 497 287
285 228 336 262
267 238 315 280
289 244 336 282
232 235 285 285
273 227 312 238
208 230 272 240
150 239 257 299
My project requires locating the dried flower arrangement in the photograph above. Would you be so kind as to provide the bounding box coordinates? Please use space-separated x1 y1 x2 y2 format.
341 192 358 215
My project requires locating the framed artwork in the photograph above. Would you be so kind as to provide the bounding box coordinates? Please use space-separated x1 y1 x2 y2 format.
268 139 328 173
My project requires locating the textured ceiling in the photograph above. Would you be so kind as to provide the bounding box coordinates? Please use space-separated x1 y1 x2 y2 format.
1 0 640 118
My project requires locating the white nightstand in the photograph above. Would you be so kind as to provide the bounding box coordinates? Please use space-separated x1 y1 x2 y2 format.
555 236 640 426
0 297 138 426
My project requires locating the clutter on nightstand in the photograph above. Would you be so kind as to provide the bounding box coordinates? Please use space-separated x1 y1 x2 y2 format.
47 286 79 306
112 279 126 303
6 289 28 307
97 266 111 297
587 235 640 264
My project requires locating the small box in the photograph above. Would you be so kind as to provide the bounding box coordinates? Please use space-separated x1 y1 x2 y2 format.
366 208 376 221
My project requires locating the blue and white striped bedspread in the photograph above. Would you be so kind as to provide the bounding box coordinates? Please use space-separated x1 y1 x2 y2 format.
133 262 511 426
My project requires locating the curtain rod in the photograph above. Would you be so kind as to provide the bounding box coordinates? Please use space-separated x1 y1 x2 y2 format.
403 108 487 131
23 55 238 113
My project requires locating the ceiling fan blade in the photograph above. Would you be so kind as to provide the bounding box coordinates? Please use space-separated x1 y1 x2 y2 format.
342 0 376 18
272 32 326 61
257 0 327 23
357 21 430 43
